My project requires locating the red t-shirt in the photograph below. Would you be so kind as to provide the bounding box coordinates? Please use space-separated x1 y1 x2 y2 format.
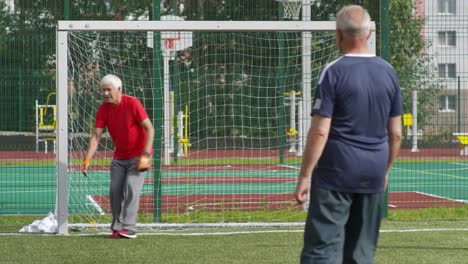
95 94 149 159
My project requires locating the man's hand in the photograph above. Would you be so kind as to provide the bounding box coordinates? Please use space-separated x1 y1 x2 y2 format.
294 177 310 205
81 157 91 177
136 152 151 172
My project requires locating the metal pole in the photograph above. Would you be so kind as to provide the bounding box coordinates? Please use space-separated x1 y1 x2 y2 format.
172 0 180 163
411 90 418 152
380 0 390 218
64 0 70 19
177 111 184 157
172 56 180 163
301 0 311 157
163 53 171 165
289 91 297 153
35 100 39 152
56 30 69 235
458 76 461 132
297 99 303 155
18 67 23 131
152 0 163 222
278 2 286 164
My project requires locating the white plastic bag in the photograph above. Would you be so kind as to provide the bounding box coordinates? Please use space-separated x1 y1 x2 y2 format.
19 212 58 233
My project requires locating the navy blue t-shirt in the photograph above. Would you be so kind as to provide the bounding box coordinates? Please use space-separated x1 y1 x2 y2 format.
311 54 402 193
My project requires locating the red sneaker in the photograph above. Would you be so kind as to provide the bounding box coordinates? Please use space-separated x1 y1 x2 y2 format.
118 229 137 239
110 231 120 238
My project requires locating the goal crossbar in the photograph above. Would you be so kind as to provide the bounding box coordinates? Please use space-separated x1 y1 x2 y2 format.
58 20 375 32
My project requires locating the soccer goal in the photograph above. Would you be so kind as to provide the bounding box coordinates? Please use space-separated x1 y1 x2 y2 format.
56 20 376 235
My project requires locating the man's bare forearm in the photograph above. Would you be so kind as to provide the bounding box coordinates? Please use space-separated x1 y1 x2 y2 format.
386 116 402 173
386 133 402 172
298 116 331 179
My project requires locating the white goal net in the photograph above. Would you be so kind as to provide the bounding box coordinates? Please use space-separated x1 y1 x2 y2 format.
56 20 375 234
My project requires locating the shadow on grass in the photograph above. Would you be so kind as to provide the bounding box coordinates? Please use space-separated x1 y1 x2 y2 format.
379 245 468 251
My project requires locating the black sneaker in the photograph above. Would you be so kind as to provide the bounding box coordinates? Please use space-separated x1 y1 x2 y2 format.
118 229 137 239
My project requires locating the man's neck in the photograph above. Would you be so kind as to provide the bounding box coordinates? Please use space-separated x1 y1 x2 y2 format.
340 41 369 54
342 47 370 55
339 37 370 55
111 94 123 106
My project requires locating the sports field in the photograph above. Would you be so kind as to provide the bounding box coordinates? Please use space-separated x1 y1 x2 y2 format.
1 220 468 264
1 157 467 215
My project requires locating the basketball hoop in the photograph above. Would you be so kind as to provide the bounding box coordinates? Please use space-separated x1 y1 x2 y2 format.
165 37 177 50
146 15 193 57
276 0 302 20
163 38 179 57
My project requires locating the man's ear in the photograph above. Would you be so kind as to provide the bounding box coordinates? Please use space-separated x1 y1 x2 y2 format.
336 29 343 42
336 29 343 49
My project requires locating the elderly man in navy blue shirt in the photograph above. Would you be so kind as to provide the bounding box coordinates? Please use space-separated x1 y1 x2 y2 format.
294 5 403 264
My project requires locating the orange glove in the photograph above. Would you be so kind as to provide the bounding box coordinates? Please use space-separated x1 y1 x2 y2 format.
136 152 151 172
81 157 91 177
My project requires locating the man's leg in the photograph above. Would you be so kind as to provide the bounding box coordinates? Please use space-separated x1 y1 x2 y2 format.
301 185 352 264
342 192 383 264
109 159 126 231
120 157 146 233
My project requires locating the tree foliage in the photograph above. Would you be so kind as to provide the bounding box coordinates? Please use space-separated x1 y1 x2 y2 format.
389 0 440 128
0 0 440 136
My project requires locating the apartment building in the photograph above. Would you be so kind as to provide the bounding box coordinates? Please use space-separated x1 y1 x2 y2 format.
419 0 468 133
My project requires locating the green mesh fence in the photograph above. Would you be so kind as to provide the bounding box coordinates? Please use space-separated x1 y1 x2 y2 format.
1 0 467 233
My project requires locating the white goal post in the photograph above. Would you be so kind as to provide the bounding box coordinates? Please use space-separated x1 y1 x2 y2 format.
56 20 376 235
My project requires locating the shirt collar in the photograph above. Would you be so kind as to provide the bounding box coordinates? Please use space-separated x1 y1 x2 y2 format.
344 53 375 57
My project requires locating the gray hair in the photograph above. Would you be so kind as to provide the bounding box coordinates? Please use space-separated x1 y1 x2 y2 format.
100 74 122 90
336 5 371 36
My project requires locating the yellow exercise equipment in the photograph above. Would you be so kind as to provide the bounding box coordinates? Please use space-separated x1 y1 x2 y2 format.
35 92 56 153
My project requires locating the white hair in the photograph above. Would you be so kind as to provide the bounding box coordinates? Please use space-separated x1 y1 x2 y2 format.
100 74 122 90
336 5 371 37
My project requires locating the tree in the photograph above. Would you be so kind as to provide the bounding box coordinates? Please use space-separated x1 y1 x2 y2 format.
389 0 441 132
0 0 158 131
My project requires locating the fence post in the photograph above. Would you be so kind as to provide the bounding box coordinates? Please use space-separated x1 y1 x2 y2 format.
152 0 163 223
380 0 390 219
64 0 70 19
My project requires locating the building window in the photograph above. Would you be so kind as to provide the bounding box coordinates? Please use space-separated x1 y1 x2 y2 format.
438 95 456 112
438 31 456 47
438 63 456 79
438 0 456 14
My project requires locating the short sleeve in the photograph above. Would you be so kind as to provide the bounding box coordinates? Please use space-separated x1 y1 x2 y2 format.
95 104 107 128
132 98 149 123
389 74 403 117
311 69 335 117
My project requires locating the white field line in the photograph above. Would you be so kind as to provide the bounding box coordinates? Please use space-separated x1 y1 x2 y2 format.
424 167 468 172
392 167 467 180
414 191 468 204
388 191 468 208
452 162 468 167
4 228 468 237
87 228 468 236
380 228 468 233
86 195 106 215
277 164 300 170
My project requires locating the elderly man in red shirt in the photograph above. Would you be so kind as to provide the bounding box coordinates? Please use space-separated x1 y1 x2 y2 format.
81 74 154 239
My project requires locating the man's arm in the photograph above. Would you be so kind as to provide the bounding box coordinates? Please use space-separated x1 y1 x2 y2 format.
81 127 104 175
140 117 154 155
385 116 402 188
294 115 331 204
135 117 154 172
